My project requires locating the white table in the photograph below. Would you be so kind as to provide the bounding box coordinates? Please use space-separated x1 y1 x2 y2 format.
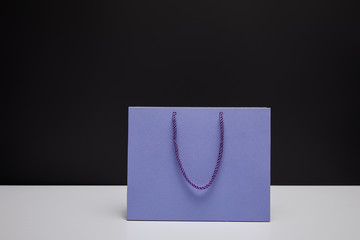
0 186 359 240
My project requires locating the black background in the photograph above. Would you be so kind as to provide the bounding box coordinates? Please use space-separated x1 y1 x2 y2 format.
2 0 359 185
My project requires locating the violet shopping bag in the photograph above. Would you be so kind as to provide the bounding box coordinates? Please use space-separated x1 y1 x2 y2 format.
127 107 271 221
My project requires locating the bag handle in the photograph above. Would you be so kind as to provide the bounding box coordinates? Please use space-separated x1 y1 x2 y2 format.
172 112 224 190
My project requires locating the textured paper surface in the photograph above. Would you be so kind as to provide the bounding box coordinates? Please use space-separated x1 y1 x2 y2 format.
127 107 271 221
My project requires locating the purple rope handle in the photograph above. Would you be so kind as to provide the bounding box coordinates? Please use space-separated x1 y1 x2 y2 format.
172 112 224 190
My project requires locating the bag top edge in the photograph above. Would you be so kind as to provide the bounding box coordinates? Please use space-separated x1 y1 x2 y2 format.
128 106 271 109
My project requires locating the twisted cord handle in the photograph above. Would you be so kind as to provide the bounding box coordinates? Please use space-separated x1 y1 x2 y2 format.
172 112 224 190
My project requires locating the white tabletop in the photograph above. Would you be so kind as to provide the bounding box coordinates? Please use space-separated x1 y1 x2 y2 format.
0 186 359 240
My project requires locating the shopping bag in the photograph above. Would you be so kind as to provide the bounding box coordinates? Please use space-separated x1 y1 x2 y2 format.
127 107 271 221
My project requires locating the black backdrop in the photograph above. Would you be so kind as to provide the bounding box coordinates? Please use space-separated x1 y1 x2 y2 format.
2 0 359 185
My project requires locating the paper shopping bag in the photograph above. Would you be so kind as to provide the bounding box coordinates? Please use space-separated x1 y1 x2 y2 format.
127 107 271 221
